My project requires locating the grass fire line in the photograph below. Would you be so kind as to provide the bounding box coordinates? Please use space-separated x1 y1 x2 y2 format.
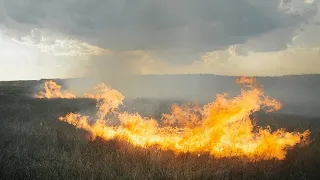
34 77 310 160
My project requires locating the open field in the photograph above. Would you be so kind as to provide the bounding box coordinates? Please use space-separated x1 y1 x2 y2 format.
3 0 320 178
0 84 320 180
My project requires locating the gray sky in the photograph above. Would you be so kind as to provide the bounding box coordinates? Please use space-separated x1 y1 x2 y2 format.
1 0 320 80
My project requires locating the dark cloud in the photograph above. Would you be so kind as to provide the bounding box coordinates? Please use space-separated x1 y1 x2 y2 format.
1 0 289 54
2 0 320 81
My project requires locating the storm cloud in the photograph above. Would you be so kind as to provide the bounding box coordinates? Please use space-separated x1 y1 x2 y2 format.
1 0 320 80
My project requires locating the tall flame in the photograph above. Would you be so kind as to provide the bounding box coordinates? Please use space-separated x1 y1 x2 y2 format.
35 77 309 160
34 80 76 99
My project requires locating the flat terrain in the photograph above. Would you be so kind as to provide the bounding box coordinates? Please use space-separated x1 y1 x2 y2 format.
0 79 320 180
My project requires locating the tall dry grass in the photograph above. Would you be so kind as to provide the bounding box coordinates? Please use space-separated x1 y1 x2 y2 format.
0 96 320 180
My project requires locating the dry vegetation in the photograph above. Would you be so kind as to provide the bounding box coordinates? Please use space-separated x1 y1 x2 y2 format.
1 93 320 180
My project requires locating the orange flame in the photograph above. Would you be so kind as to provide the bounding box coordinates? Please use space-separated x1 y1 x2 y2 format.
36 77 310 160
34 80 76 99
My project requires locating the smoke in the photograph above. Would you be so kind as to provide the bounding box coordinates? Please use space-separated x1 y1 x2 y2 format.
61 50 158 97
86 52 140 82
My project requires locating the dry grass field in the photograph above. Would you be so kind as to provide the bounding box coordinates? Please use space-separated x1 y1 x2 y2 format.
1 88 320 180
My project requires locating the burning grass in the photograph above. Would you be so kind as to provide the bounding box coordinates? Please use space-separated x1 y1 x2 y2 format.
35 77 310 161
0 94 319 179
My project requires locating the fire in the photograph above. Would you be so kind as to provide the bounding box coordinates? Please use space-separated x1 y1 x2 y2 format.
34 80 76 99
36 77 310 160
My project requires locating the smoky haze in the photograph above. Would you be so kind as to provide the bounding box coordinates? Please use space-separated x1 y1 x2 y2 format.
1 73 320 117
63 51 145 96
59 74 320 118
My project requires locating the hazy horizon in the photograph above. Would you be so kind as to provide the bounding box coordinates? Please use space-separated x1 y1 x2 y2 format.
3 73 320 82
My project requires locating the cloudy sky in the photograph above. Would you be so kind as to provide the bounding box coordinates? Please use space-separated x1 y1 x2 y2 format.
1 0 320 80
